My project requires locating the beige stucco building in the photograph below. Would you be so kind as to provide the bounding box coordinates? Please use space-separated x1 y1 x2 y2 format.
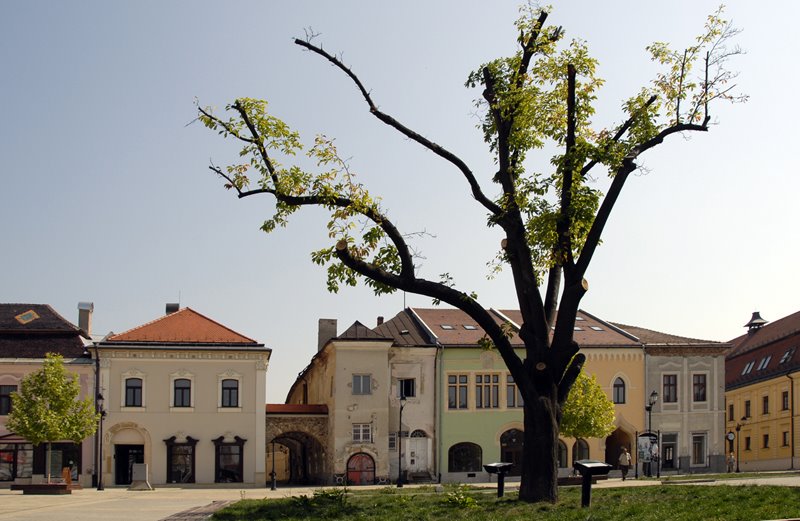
95 306 270 486
285 317 437 485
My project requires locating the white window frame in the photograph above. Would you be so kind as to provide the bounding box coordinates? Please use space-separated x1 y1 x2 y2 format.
120 369 147 411
218 371 243 412
169 370 195 412
352 423 372 443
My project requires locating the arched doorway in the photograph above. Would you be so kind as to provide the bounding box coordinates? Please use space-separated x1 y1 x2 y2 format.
347 453 375 485
605 428 631 466
407 430 430 475
500 429 523 476
268 432 326 485
110 428 145 486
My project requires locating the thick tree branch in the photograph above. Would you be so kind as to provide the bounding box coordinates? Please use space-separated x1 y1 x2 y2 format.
335 240 525 377
575 121 709 278
209 165 417 279
557 353 585 404
294 38 501 216
557 65 577 275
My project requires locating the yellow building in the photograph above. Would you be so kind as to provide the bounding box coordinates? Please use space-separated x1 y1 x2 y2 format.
725 311 800 471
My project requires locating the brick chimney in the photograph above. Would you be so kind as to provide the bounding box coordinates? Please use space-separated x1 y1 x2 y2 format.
77 302 94 336
318 318 337 352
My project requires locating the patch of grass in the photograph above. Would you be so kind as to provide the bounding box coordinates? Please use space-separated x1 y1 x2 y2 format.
212 485 800 521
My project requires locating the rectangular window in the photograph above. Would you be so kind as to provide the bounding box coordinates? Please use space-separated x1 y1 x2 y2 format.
352 374 371 395
125 378 143 407
782 391 790 411
475 374 499 409
728 403 734 422
173 379 191 407
215 442 243 483
506 375 523 408
166 442 195 483
221 379 239 408
388 432 397 451
783 431 790 447
757 356 772 371
398 379 415 398
763 434 770 449
0 385 16 415
745 436 751 451
663 375 678 403
692 374 707 402
762 395 769 415
447 374 468 409
352 423 372 443
691 434 706 465
745 400 751 418
742 361 755 375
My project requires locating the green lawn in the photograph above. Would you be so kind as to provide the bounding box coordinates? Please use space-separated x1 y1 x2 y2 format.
212 484 800 521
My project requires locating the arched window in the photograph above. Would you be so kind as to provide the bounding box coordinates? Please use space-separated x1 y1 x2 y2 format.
411 429 427 438
613 377 626 404
448 442 482 472
125 378 142 407
558 440 568 468
572 439 590 464
174 378 191 407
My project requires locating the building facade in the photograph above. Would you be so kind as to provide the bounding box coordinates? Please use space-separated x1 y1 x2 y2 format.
96 306 270 486
725 311 800 471
0 303 95 487
620 324 729 473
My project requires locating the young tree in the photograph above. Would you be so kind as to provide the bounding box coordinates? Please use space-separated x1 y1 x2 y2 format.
560 372 615 441
198 6 742 502
6 353 98 483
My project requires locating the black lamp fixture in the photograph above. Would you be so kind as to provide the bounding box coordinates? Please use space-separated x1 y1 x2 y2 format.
735 416 747 473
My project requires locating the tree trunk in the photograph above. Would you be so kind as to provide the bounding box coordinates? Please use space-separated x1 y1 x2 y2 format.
518 392 559 502
46 442 52 484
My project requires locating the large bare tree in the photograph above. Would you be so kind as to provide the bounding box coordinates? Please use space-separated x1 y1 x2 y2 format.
198 6 743 502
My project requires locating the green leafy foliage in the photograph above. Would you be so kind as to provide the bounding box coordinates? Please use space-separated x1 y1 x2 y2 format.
6 353 98 446
559 371 615 439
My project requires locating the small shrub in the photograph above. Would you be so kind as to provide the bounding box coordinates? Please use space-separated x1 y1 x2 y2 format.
444 484 478 509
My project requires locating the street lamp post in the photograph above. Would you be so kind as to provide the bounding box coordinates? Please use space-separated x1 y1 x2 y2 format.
735 416 747 473
270 440 277 490
97 392 105 491
397 395 407 488
644 390 659 477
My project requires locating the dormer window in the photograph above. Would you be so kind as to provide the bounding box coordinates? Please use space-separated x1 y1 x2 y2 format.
440 325 455 330
741 361 755 375
780 348 796 364
757 356 772 371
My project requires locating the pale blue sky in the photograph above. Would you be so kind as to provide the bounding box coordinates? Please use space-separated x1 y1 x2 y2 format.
2 1 797 401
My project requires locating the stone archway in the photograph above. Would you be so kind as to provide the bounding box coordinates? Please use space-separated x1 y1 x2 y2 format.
268 431 326 485
605 428 632 467
105 422 152 486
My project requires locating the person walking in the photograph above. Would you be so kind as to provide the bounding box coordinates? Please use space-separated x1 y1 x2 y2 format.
618 447 632 481
727 452 736 473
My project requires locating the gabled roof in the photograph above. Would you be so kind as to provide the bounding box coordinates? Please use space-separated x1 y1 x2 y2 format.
727 310 800 359
374 310 435 347
726 310 800 390
336 321 390 342
103 308 262 347
410 307 524 347
498 309 641 348
0 304 88 358
613 323 729 355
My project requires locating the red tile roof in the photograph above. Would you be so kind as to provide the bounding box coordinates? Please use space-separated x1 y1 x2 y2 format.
726 310 800 389
105 308 259 345
411 308 524 346
266 404 328 415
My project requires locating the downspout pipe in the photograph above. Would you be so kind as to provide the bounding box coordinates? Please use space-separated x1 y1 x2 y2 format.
788 374 795 470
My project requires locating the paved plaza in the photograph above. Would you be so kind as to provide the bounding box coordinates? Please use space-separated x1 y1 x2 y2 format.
0 475 798 521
